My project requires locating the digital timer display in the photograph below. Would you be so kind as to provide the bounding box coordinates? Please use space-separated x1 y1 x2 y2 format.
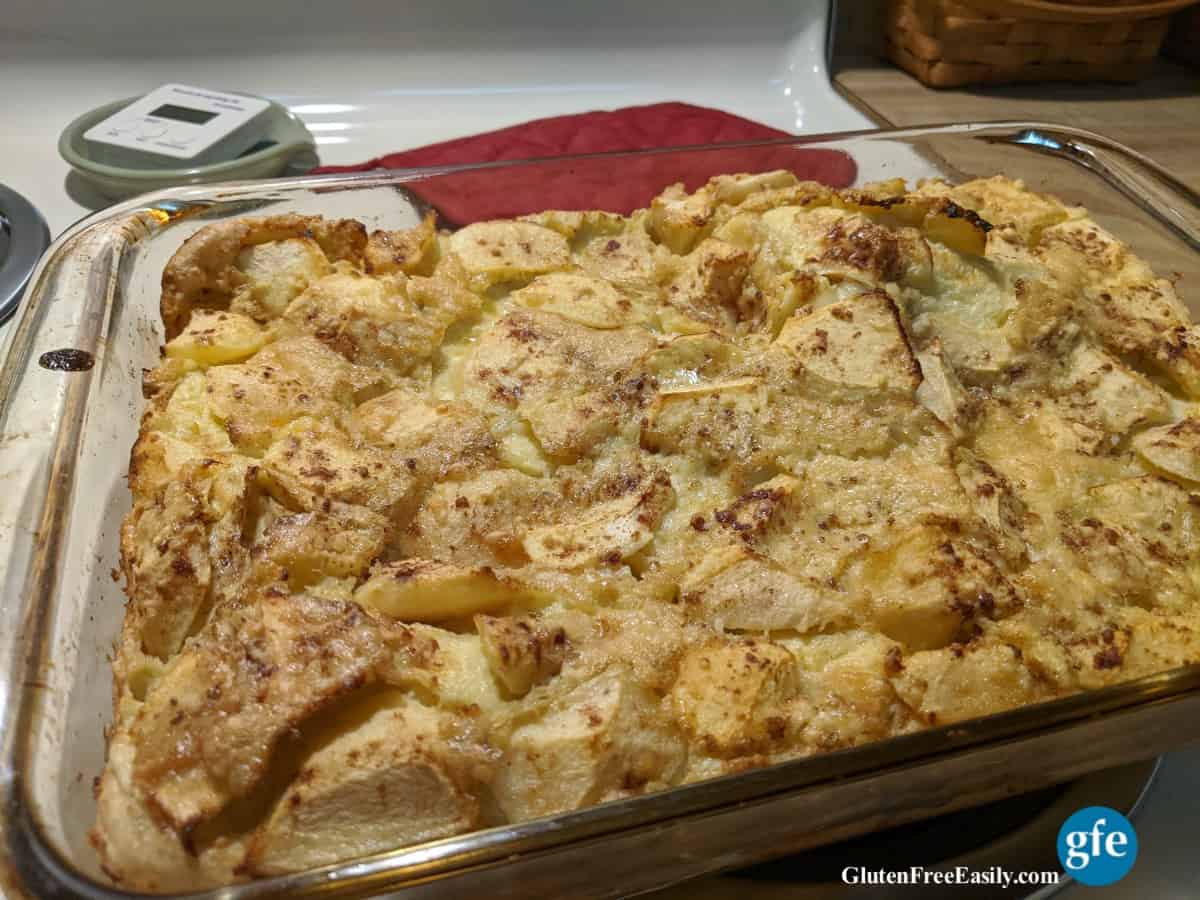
148 103 218 125
83 84 274 166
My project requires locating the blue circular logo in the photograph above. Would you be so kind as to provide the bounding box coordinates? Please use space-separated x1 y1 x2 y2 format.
1057 806 1138 886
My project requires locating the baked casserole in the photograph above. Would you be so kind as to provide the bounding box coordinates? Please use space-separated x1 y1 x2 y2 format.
92 171 1200 890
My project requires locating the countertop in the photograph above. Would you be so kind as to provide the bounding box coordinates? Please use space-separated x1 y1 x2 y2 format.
833 58 1200 192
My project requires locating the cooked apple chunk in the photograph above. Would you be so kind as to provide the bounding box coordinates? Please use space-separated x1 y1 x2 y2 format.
773 290 920 393
448 220 569 286
491 668 686 820
1134 418 1200 483
523 468 675 569
356 560 547 623
670 638 802 756
165 309 267 366
475 614 568 697
130 594 392 832
244 697 483 876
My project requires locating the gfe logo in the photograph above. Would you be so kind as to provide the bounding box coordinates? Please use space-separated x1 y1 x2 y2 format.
1056 806 1138 886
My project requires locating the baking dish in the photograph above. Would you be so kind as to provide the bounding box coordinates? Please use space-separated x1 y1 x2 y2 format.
2 121 1199 900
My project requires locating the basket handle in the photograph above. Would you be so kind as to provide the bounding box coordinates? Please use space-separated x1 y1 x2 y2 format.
962 0 1199 22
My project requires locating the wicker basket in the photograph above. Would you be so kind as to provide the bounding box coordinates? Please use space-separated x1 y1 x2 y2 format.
886 0 1200 87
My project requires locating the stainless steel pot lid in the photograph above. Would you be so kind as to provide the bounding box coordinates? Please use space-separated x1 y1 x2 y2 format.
0 184 51 324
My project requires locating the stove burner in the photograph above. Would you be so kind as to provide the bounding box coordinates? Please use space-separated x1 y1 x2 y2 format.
0 183 51 324
648 759 1159 900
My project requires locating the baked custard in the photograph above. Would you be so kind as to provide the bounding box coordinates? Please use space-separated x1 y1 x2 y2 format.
92 172 1200 890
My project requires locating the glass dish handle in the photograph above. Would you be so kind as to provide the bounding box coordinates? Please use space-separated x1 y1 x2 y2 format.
994 124 1200 251
0 209 156 900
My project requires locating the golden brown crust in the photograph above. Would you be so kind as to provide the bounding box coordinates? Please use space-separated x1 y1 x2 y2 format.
99 173 1200 891
364 212 438 276
161 215 366 340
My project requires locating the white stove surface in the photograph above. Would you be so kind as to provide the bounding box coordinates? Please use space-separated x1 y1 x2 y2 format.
1 2 1196 897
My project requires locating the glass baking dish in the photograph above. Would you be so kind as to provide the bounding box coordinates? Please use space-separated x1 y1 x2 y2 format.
2 122 1200 900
